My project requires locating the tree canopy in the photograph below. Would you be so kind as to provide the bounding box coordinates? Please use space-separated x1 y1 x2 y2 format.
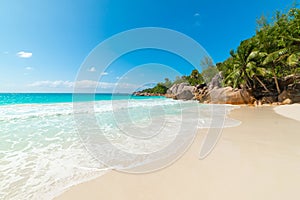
139 68 211 94
217 7 300 97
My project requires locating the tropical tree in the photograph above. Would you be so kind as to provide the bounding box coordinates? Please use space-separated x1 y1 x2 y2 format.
201 66 218 83
219 7 300 96
187 69 204 86
163 78 173 88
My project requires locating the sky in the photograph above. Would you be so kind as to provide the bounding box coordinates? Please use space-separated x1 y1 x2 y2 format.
0 0 297 93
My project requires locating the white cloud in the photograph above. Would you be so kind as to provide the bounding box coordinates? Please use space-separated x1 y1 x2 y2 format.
87 67 108 76
74 80 102 88
17 51 32 58
27 80 137 90
194 13 200 17
28 80 73 88
25 67 33 70
97 82 116 89
88 67 96 72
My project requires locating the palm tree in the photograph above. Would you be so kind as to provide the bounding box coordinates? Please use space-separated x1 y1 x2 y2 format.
262 48 289 94
219 7 300 97
245 51 270 92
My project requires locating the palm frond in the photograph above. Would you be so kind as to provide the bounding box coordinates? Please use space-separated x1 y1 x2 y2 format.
262 48 288 65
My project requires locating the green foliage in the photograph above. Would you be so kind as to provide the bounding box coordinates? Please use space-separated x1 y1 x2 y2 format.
201 66 218 83
200 56 218 82
200 56 214 68
217 6 300 95
141 83 168 94
139 69 207 94
173 76 188 84
152 84 168 94
187 69 205 86
163 78 173 88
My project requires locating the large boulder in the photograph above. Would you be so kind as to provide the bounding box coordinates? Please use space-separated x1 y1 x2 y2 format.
167 84 178 95
278 90 289 102
278 82 300 103
177 83 190 93
202 87 254 104
166 83 196 100
277 74 300 103
175 90 194 100
207 72 223 90
167 83 190 94
282 98 293 105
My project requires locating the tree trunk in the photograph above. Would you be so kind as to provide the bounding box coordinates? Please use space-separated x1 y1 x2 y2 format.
272 64 281 94
254 75 270 92
243 68 252 89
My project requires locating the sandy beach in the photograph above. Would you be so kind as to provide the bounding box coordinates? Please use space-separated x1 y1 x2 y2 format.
56 105 300 200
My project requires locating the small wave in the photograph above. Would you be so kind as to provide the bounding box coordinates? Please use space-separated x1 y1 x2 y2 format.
0 99 241 199
0 99 186 121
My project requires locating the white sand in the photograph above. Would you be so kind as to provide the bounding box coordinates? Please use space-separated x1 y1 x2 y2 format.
274 104 300 122
57 106 300 200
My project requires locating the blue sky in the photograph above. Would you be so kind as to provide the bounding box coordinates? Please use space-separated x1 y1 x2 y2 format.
0 0 296 92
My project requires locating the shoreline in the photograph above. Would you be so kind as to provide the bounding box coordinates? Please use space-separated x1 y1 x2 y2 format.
274 103 300 122
56 104 300 200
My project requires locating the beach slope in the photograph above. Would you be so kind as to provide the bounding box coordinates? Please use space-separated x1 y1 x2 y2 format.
56 106 300 200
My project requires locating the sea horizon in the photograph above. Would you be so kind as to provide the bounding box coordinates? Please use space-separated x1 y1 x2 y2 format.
0 93 165 106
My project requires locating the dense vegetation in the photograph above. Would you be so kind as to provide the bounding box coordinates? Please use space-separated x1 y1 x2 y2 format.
141 83 168 94
217 7 300 98
139 67 216 94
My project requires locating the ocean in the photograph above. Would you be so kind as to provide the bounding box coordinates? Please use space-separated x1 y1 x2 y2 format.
0 93 240 199
0 93 165 106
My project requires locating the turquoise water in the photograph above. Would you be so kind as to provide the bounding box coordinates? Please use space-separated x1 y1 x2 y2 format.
0 94 240 199
0 93 164 106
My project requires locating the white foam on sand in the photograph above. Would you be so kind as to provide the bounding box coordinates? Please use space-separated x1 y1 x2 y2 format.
274 104 300 122
0 99 241 200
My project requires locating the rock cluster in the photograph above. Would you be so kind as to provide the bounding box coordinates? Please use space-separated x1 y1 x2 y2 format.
166 83 195 100
197 74 300 105
134 74 300 105
277 75 300 105
194 84 254 105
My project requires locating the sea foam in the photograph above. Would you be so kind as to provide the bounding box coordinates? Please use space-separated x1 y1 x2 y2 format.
0 98 240 199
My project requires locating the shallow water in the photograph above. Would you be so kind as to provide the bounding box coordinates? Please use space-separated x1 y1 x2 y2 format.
0 96 240 199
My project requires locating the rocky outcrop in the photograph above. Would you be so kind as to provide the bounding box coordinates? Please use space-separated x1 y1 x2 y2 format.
278 85 300 104
278 90 289 102
194 73 300 105
282 98 293 105
277 75 300 104
167 83 188 95
167 83 196 100
135 74 300 105
195 86 254 104
195 74 254 104
207 72 223 90
175 90 194 100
